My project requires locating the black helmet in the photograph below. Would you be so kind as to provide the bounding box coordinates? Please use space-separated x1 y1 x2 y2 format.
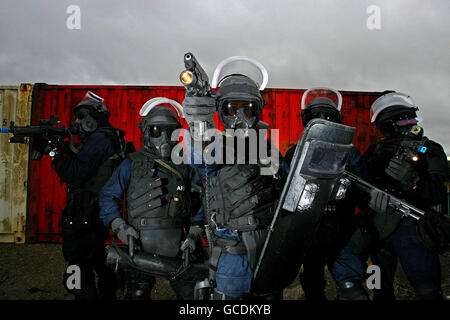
300 87 343 126
138 98 183 159
74 91 110 122
71 91 110 135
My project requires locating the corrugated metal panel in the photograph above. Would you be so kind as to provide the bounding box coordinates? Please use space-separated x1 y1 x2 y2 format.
0 84 33 243
26 84 383 242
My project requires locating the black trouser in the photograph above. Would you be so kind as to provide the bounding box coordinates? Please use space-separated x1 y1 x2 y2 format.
62 192 117 300
371 224 442 300
300 251 327 300
300 208 358 301
63 244 116 300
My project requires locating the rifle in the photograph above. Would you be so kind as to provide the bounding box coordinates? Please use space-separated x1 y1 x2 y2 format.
343 171 425 220
1 115 72 160
179 53 216 272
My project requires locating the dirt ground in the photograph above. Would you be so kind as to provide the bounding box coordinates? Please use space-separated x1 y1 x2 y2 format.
0 243 449 300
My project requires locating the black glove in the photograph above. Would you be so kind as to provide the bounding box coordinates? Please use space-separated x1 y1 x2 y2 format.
368 189 391 214
111 217 139 244
183 94 216 140
180 225 203 253
417 210 450 254
385 157 420 191
32 135 53 154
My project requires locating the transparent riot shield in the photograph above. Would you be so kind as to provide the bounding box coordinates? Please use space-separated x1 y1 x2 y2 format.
252 118 356 295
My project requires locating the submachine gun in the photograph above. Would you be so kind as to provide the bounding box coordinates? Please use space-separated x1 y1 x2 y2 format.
1 115 73 160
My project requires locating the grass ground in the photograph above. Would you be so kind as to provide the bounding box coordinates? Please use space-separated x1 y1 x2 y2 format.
0 243 449 300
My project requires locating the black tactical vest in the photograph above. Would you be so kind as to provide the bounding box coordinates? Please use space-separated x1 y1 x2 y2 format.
206 164 277 232
126 148 190 258
205 162 280 269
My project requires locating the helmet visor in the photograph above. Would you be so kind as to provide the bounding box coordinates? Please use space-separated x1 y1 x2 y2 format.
212 56 268 90
370 92 417 123
301 87 342 111
147 124 180 138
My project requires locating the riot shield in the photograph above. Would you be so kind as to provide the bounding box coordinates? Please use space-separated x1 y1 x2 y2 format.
252 118 356 295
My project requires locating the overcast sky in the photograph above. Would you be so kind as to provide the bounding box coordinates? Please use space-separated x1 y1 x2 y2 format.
1 0 449 155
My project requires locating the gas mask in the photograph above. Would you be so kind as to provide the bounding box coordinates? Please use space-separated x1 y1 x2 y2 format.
138 107 182 159
219 99 259 133
143 124 180 159
70 91 110 137
217 75 265 135
70 108 98 135
376 110 422 139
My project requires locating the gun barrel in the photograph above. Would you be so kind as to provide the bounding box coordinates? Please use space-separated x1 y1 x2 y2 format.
181 52 210 96
344 171 425 219
11 125 69 137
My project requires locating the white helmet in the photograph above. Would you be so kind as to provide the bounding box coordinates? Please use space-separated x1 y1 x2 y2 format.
370 92 418 124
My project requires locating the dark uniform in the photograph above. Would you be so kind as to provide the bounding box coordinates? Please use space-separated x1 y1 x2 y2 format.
283 145 367 300
199 136 281 299
100 102 201 300
334 92 449 300
55 92 125 300
281 89 369 300
362 135 447 299
183 67 282 299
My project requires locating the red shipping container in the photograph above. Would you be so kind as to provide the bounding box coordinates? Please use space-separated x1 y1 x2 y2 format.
26 83 383 243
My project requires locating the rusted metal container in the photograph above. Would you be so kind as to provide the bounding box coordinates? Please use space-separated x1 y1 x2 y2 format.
0 84 33 243
24 84 383 243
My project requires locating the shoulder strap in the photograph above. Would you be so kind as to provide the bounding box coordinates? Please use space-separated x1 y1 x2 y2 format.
154 159 185 182
97 127 126 160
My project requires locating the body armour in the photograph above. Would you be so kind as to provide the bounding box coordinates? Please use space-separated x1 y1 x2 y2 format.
206 163 279 269
126 148 190 258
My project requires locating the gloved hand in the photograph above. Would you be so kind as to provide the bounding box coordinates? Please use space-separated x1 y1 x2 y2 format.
180 225 204 253
368 189 391 214
385 157 420 191
182 94 217 138
111 217 139 244
32 135 53 154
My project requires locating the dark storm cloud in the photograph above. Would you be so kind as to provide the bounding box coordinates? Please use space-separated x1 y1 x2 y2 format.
0 0 449 153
